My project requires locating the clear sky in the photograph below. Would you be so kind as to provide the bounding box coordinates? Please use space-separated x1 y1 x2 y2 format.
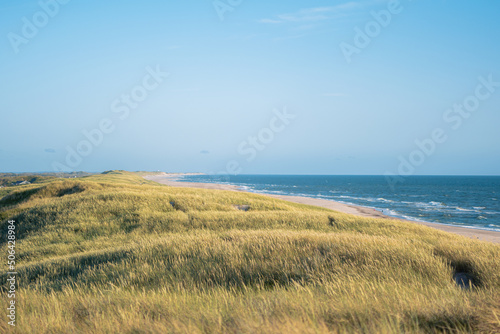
1 0 499 175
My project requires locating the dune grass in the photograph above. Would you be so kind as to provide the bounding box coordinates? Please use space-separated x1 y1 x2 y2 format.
1 170 499 333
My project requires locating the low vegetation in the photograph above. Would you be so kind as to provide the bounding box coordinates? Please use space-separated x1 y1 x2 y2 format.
1 171 499 333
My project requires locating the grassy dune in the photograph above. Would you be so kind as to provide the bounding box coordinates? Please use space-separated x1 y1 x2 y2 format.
1 171 499 333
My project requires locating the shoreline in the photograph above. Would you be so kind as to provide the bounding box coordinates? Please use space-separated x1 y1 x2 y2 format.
144 173 500 244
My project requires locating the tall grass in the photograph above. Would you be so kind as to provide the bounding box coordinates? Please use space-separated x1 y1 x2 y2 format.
1 171 499 333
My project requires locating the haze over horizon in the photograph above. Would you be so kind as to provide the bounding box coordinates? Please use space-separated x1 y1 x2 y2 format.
1 0 499 175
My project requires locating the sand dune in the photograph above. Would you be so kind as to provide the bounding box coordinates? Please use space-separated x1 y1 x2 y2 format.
144 174 500 244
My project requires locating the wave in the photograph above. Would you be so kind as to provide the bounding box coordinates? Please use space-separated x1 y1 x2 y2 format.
413 201 449 210
337 195 372 201
380 208 399 216
455 207 475 212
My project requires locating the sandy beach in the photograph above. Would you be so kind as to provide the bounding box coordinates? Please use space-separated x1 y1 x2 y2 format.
145 173 500 244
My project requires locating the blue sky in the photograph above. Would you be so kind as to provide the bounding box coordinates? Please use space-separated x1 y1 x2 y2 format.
1 0 499 175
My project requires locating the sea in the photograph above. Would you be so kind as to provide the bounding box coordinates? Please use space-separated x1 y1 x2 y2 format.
176 175 500 232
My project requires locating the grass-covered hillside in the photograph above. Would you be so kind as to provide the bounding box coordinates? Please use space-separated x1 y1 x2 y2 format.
1 171 499 333
0 172 93 188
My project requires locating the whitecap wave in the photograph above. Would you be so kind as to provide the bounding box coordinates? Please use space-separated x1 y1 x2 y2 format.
456 207 475 212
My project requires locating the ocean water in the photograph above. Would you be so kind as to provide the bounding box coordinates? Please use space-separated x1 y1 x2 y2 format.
177 175 500 232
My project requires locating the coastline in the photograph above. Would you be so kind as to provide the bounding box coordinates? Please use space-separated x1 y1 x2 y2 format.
144 173 500 244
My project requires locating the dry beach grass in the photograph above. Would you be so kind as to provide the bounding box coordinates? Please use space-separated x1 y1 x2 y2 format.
1 171 499 333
